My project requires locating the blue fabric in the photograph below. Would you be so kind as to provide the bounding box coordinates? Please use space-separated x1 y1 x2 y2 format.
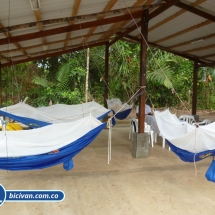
0 109 110 128
111 117 116 126
0 123 106 171
0 110 51 128
97 110 112 120
167 140 215 162
205 160 215 182
113 108 132 120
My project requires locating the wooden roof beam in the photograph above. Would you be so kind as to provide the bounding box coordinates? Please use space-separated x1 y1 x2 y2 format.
109 0 181 46
147 41 208 64
149 0 206 32
198 62 215 68
118 34 214 65
175 1 215 22
0 54 11 62
154 20 212 44
168 33 215 49
154 1 215 44
185 44 215 54
200 52 215 59
99 0 146 41
0 11 143 46
0 6 145 34
64 0 81 49
0 29 125 55
0 23 28 57
1 41 107 68
83 0 118 43
34 10 46 44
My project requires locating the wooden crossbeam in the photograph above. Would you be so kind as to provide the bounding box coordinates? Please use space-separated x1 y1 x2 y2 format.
154 20 212 44
99 0 146 41
84 0 118 43
168 33 215 49
1 41 107 68
0 23 28 57
0 6 145 34
0 11 143 46
176 1 215 22
64 0 81 49
185 44 215 54
34 10 46 44
0 29 125 55
154 1 215 44
109 0 181 45
149 0 206 32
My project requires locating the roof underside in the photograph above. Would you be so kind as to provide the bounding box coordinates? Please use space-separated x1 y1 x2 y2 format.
1 0 215 68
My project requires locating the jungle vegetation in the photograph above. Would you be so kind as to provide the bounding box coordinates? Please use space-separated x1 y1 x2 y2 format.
1 40 215 110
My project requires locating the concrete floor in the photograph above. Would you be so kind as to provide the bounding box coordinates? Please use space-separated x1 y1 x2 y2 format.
0 124 215 215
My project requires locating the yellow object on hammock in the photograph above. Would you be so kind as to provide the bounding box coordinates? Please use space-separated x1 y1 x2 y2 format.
0 123 23 131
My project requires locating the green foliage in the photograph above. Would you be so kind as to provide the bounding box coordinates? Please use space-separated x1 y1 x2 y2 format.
2 40 215 112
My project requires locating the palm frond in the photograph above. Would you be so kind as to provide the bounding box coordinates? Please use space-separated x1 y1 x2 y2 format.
32 76 50 87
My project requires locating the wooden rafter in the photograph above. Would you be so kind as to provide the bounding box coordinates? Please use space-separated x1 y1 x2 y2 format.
13 39 109 59
149 0 206 32
176 1 215 22
185 43 215 54
83 0 118 44
0 28 125 55
99 0 146 41
0 54 11 62
120 34 212 64
0 6 147 34
1 41 107 68
110 0 181 46
153 1 215 45
154 20 212 44
0 11 143 46
168 33 215 49
0 23 28 57
64 0 81 49
199 52 215 59
34 10 46 44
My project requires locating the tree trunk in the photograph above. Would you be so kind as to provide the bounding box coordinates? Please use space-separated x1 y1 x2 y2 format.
85 48 90 102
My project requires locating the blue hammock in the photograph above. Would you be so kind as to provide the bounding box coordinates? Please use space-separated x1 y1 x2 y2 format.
113 108 132 120
0 123 106 171
111 108 132 126
167 140 215 182
0 109 111 128
167 140 215 163
0 110 51 128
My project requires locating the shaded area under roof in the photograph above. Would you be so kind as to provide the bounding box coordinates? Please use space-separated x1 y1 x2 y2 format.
0 0 215 68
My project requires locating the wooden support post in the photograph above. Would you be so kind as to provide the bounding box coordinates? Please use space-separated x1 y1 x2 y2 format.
104 42 109 108
138 9 148 133
0 62 2 107
192 60 198 115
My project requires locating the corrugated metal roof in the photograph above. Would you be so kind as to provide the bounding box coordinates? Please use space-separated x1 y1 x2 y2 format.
1 0 215 67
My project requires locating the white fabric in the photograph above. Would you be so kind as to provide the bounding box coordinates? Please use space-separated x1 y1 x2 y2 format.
107 98 132 113
136 104 151 115
0 116 102 157
0 101 110 124
154 109 215 153
107 98 122 109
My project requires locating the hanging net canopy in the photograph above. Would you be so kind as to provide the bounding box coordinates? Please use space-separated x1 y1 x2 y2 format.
0 116 106 171
154 109 215 182
0 101 111 128
107 98 132 120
